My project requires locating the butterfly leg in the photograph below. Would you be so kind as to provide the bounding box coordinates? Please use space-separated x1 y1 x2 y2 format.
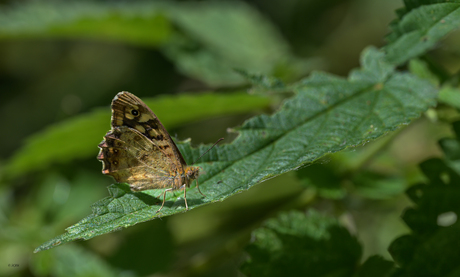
183 187 188 211
156 188 173 213
196 179 206 197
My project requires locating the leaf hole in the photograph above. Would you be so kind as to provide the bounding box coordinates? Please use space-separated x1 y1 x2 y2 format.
437 211 457 227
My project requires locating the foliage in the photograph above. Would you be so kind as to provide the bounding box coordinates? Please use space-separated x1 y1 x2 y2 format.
1 0 459 276
241 210 362 277
33 47 437 252
0 1 310 86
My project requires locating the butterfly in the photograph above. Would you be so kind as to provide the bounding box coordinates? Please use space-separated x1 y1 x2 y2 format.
97 91 215 212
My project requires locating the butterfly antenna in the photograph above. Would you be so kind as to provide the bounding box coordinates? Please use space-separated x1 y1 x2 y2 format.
192 138 224 164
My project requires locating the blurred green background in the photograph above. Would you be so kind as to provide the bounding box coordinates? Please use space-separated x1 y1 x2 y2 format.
1 0 458 276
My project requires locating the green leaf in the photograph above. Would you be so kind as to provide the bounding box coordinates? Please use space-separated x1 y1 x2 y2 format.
408 59 440 86
438 120 460 177
240 210 362 277
47 245 122 277
438 86 460 109
356 255 395 277
235 69 291 95
389 158 460 276
4 92 269 180
34 47 437 252
353 172 407 199
296 163 346 199
383 1 460 65
160 1 313 86
297 151 408 201
0 2 171 46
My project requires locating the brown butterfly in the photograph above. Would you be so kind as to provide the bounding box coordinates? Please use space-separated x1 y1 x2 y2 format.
97 91 219 212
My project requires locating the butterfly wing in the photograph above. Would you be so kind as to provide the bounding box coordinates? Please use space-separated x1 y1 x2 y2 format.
98 91 189 191
98 126 177 190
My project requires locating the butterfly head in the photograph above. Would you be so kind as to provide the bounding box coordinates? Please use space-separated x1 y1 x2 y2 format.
185 166 200 180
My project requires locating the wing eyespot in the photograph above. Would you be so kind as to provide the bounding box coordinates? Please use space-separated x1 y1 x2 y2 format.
131 109 139 116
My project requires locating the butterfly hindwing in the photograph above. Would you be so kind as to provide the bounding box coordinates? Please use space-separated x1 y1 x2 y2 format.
98 126 177 190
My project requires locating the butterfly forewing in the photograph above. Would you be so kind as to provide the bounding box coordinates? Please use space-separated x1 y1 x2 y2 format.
111 91 187 166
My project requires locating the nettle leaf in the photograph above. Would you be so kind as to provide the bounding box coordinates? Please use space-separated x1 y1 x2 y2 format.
387 121 460 276
4 92 268 180
384 1 460 65
34 47 437 252
240 210 362 277
389 158 460 276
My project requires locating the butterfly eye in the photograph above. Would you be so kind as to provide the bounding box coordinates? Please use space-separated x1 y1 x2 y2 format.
131 109 139 116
